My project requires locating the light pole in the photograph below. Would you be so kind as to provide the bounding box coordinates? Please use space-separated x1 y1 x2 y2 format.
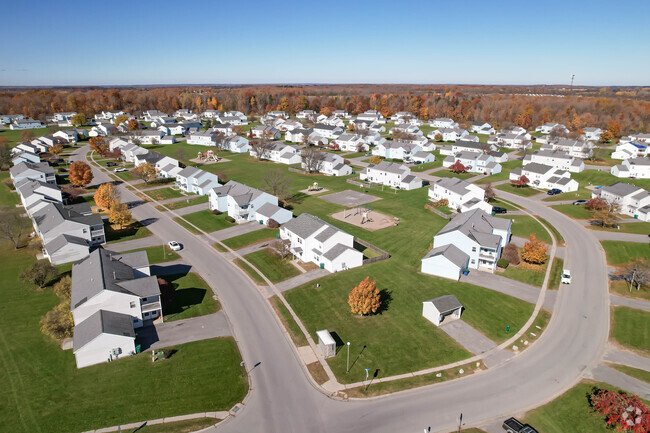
364 368 370 391
346 341 350 373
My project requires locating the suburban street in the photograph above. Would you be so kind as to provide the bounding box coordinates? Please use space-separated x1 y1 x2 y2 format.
76 144 614 433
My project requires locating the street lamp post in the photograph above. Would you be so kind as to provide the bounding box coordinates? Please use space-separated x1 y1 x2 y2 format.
346 341 350 373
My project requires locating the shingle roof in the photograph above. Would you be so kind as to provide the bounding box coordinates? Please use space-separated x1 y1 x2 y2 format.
10 161 54 177
426 294 463 314
73 309 135 351
437 208 510 249
522 162 555 175
423 244 469 269
600 181 644 198
282 213 331 239
32 203 102 235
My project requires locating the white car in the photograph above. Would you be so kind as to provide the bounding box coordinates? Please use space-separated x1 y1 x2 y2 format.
113 167 128 173
561 269 571 284
168 241 182 251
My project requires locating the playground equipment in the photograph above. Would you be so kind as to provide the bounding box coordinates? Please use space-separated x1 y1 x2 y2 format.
343 203 372 224
197 150 219 162
307 182 322 192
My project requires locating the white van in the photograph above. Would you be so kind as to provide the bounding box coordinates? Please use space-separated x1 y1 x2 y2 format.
561 269 571 284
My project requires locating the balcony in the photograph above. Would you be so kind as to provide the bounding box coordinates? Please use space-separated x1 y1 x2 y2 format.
141 301 161 314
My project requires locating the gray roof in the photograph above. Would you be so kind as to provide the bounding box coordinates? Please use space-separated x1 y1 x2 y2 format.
256 202 283 218
437 208 510 249
10 161 54 177
32 203 102 235
600 181 644 198
628 157 650 166
73 309 135 351
71 247 158 310
323 243 356 261
522 162 554 175
423 244 469 269
282 213 333 239
426 295 463 314
43 233 89 255
210 180 265 205
432 177 474 196
369 160 409 175
177 166 202 179
315 226 338 243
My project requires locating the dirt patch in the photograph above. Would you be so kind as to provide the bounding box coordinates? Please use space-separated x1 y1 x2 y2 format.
319 189 381 207
330 209 397 231
189 156 231 165
299 187 330 196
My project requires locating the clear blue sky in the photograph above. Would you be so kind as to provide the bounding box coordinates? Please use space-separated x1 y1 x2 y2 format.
1 0 648 86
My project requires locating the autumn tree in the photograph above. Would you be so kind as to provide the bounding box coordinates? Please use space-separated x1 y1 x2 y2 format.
449 161 468 173
433 132 443 142
599 130 614 143
521 234 547 265
263 169 291 205
53 275 72 299
593 201 621 227
0 207 31 249
590 388 649 433
368 155 382 164
348 277 381 316
70 113 86 127
89 136 107 155
93 182 119 210
68 161 93 186
114 115 129 127
48 143 64 155
20 130 35 141
483 182 497 201
132 162 157 184
502 243 520 265
109 201 131 229
585 197 608 210
40 301 73 340
511 174 530 187
606 120 622 138
127 118 140 131
301 147 324 173
20 261 57 288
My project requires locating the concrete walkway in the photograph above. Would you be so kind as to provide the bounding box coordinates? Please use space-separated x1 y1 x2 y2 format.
154 194 197 205
439 319 497 355
590 364 650 399
603 347 650 371
83 412 229 433
275 268 331 293
172 201 210 216
234 241 270 257
591 231 650 243
208 221 266 241
136 312 232 351
105 235 163 252
610 294 650 312
460 271 557 310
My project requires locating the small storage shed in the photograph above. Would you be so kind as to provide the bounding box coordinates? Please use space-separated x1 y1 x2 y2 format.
316 330 336 358
422 295 463 326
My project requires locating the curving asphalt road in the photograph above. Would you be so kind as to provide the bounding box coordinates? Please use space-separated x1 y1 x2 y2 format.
77 147 611 433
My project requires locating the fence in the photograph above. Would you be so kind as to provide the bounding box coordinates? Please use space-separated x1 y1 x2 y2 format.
356 238 390 265
424 203 454 220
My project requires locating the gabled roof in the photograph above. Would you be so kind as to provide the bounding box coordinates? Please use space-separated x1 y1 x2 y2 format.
43 233 88 255
437 208 510 249
210 180 265 205
323 243 356 261
425 294 463 314
368 160 409 175
32 203 102 235
71 247 158 310
600 181 644 198
10 161 54 177
256 202 284 218
423 244 469 269
432 177 476 196
73 309 135 352
282 213 334 239
522 162 555 175
176 166 202 179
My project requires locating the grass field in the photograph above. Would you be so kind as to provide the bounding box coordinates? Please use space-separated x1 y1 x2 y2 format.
175 210 234 234
161 272 220 322
609 279 650 302
156 195 209 211
551 204 593 220
495 183 542 197
243 248 300 283
410 160 443 172
610 306 650 355
501 259 548 288
0 127 50 146
523 381 649 433
589 221 650 234
600 241 649 266
233 258 265 284
222 228 278 250
269 295 309 346
548 257 564 290
535 216 565 245
499 215 552 245
434 170 476 180
143 187 185 201
105 220 153 243
123 245 180 264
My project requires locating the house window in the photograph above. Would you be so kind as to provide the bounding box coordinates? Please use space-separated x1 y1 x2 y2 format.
130 301 136 308
471 259 475 264
472 247 476 252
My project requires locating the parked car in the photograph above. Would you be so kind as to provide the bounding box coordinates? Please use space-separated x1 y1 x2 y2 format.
492 206 507 214
547 188 563 195
106 161 117 167
561 269 572 284
502 417 538 433
113 167 128 173
168 241 182 251
572 199 587 205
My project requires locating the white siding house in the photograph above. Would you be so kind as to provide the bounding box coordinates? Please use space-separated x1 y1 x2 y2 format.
442 152 502 175
611 158 650 179
428 178 493 213
592 182 650 222
509 163 579 192
360 161 422 190
523 149 585 173
209 180 284 222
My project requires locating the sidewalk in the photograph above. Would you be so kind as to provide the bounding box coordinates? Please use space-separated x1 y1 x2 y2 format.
603 346 650 371
209 222 266 241
275 268 331 293
610 294 650 312
590 364 650 399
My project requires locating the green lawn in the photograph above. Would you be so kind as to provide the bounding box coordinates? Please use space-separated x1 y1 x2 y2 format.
609 280 650 302
610 307 650 355
243 248 300 283
589 221 650 235
0 240 246 433
161 272 220 322
523 381 649 433
123 245 180 264
156 195 209 211
222 228 278 250
175 210 234 234
114 170 135 181
501 260 548 288
551 204 593 220
588 147 618 166
233 258 265 284
434 170 476 180
105 221 153 243
610 365 650 384
143 187 185 201
548 257 564 290
269 295 309 346
495 183 542 197
498 215 552 244
0 127 50 147
0 173 20 205
600 241 649 266
535 216 565 245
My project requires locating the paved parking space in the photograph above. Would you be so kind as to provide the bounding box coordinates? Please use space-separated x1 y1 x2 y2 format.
136 312 232 351
319 189 382 207
439 319 497 355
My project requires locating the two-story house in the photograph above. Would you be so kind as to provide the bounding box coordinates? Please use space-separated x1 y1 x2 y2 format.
371 141 422 161
611 158 650 179
523 149 585 173
15 178 63 217
10 161 56 185
442 151 502 175
208 180 290 223
360 160 422 190
509 163 579 192
592 182 650 221
428 177 493 213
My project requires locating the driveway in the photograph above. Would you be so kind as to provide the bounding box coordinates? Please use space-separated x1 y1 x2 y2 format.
104 235 164 253
136 312 232 351
603 346 650 371
610 294 650 312
439 319 497 355
209 221 267 241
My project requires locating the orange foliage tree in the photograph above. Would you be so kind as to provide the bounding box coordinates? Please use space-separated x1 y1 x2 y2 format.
108 201 131 229
348 277 381 316
93 183 119 210
48 143 64 155
521 234 547 265
68 161 93 186
89 136 107 155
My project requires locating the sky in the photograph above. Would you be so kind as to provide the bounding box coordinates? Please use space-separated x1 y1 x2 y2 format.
0 0 648 86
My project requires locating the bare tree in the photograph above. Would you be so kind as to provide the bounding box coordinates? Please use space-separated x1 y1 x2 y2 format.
301 148 325 173
0 207 32 249
480 143 492 154
615 259 650 292
251 131 275 160
483 182 497 201
269 238 292 259
263 169 291 205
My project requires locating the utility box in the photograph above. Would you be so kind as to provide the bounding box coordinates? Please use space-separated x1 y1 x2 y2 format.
316 330 336 358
